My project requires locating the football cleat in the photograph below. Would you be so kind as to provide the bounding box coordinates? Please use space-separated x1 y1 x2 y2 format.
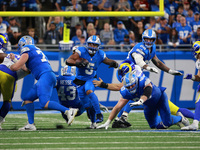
96 113 104 123
181 123 198 131
65 108 79 125
87 122 97 129
178 112 190 127
18 122 36 131
0 117 5 130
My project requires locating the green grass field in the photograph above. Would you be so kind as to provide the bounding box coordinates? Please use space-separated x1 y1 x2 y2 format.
1 111 200 150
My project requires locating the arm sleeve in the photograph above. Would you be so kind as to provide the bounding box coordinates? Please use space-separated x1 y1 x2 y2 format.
132 53 146 68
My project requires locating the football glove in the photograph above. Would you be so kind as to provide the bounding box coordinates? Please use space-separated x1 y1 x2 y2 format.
184 74 195 80
129 99 144 107
99 103 109 113
97 119 111 130
146 66 158 74
108 61 118 68
75 59 89 68
168 69 183 76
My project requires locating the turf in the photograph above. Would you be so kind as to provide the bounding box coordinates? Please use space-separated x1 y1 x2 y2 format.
0 111 200 150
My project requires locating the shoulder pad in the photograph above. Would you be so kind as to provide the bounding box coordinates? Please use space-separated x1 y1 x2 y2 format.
21 46 30 54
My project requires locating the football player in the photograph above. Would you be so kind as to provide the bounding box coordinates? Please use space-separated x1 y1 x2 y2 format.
9 36 78 131
182 41 200 131
93 60 194 128
66 35 118 124
0 33 29 130
97 72 190 130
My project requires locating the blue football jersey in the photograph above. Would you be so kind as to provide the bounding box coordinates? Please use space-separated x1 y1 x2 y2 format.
20 45 53 80
56 75 82 107
126 42 156 65
75 46 106 81
177 25 192 44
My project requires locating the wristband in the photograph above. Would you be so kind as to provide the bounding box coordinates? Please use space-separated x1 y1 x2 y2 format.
100 82 108 89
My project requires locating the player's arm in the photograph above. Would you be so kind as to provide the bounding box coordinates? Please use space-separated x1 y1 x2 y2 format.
97 97 129 129
129 83 153 107
103 57 118 68
93 77 123 91
10 53 28 71
152 55 182 75
65 52 80 66
0 53 7 63
184 70 200 81
132 52 158 73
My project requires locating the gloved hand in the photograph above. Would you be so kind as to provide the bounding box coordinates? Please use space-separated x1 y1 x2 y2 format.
168 69 183 76
109 61 118 68
99 103 109 113
97 119 111 130
146 66 158 74
75 59 89 68
129 99 144 107
184 74 194 80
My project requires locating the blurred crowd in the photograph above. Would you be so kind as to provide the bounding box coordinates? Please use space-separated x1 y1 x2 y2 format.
0 0 200 50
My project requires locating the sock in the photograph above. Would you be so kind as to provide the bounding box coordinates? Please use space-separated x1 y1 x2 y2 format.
194 101 200 121
171 115 182 125
87 107 96 123
25 103 35 124
47 101 69 113
178 108 194 119
88 92 101 114
0 102 11 118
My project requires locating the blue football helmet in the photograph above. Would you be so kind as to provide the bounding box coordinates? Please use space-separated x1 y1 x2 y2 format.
123 72 138 94
192 41 200 58
142 29 156 48
62 65 76 76
117 60 135 82
0 33 8 51
86 35 101 55
18 35 34 52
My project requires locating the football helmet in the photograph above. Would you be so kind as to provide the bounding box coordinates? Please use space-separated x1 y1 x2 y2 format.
123 72 138 94
117 60 135 82
62 65 76 76
192 41 200 58
0 33 8 51
86 35 101 55
142 29 156 48
18 35 34 52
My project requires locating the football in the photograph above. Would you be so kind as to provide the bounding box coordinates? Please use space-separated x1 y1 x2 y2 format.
76 58 88 63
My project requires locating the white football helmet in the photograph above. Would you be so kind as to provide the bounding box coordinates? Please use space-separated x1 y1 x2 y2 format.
86 35 101 55
142 29 156 48
18 36 34 53
62 65 76 76
123 72 138 94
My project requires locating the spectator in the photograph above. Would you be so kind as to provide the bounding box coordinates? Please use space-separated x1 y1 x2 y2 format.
43 22 62 45
128 31 136 48
182 1 190 17
192 27 200 44
79 35 86 46
97 0 112 30
65 0 82 34
0 17 11 35
8 17 21 39
190 12 200 34
47 16 64 36
165 0 179 25
55 0 71 11
120 34 131 51
114 0 131 29
9 31 21 49
129 0 145 32
186 9 194 25
86 23 95 38
176 4 184 16
139 0 149 11
99 22 114 45
172 13 182 29
144 17 160 33
157 17 171 44
177 16 192 45
2 0 23 11
168 28 179 48
71 28 83 46
113 21 129 44
88 28 97 37
80 0 88 11
82 1 99 30
27 28 39 44
191 0 200 13
134 21 144 43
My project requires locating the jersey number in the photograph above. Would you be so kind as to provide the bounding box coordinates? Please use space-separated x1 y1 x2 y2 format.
36 50 48 62
57 86 76 101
